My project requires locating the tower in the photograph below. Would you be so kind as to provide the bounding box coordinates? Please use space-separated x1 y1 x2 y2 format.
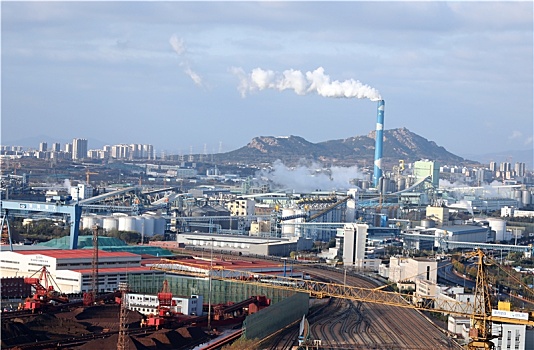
373 100 385 187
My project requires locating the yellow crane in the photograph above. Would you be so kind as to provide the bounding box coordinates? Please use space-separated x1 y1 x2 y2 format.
85 168 98 184
151 249 534 350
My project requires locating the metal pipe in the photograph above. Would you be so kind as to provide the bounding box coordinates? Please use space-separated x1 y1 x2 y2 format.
373 100 385 187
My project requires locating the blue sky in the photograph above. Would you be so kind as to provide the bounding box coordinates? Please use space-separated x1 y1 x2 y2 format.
2 1 533 159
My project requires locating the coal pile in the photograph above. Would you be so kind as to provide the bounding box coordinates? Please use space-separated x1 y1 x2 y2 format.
75 327 209 350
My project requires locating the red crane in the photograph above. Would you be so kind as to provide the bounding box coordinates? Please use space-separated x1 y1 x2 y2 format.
146 280 176 329
23 266 68 312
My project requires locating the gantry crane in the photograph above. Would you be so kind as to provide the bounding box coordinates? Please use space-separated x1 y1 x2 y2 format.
151 249 534 350
23 266 69 312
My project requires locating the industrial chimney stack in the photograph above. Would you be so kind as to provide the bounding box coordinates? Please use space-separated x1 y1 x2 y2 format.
373 100 385 188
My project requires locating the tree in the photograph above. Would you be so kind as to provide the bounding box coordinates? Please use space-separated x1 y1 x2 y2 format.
222 338 260 349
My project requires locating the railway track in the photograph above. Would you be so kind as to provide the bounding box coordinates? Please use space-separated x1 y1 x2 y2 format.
173 248 463 349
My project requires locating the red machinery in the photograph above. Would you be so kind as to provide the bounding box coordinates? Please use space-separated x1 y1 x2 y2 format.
147 280 176 329
23 266 69 312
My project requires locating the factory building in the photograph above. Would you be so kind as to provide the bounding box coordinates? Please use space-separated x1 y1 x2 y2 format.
435 225 493 245
414 160 440 188
176 233 312 257
425 206 450 227
338 224 381 270
0 249 163 293
124 292 203 316
386 257 438 285
70 184 94 201
227 199 256 216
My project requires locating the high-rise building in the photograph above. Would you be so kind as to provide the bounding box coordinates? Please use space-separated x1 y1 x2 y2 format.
515 162 526 177
72 138 88 160
52 143 61 152
39 142 48 152
489 161 497 172
65 143 73 153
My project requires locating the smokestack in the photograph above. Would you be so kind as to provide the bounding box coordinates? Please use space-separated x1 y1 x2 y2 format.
373 100 385 187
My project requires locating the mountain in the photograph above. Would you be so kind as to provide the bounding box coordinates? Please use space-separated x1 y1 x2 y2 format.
217 127 475 167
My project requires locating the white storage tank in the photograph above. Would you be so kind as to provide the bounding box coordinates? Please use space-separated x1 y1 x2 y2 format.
487 218 507 242
154 217 166 235
281 208 295 236
135 216 146 235
119 216 137 232
82 215 102 230
103 217 118 232
522 190 532 207
142 215 155 237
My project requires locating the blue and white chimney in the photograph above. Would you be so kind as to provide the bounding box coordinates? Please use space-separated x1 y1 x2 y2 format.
373 100 385 187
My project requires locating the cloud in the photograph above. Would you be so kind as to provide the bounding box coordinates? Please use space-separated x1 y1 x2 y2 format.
169 34 203 87
509 130 522 140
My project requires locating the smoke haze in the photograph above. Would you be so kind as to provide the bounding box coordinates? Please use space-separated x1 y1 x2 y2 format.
232 66 381 101
258 160 365 192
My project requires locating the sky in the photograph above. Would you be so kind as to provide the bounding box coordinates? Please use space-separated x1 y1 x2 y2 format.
1 1 533 160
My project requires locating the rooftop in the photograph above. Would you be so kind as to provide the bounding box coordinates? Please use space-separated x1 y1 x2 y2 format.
14 249 140 259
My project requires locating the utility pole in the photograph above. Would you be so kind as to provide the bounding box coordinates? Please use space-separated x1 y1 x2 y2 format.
207 238 214 331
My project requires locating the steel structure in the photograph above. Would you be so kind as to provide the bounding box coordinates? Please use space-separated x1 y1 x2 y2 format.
1 200 82 249
401 233 533 254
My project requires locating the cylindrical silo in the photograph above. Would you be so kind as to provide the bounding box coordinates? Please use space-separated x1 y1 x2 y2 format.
281 208 295 236
142 215 155 237
522 190 532 207
135 216 145 235
154 217 166 235
119 216 136 232
487 218 507 242
103 217 118 232
82 215 98 230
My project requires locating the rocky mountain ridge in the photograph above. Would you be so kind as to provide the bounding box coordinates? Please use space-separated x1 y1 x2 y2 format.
218 127 475 167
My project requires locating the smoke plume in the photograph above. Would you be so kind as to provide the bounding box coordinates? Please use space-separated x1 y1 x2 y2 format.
257 160 365 192
169 34 203 87
231 66 381 101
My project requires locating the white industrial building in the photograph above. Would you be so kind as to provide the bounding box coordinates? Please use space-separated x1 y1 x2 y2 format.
338 224 381 270
124 292 203 316
385 256 438 285
176 232 313 257
0 249 162 293
71 184 94 201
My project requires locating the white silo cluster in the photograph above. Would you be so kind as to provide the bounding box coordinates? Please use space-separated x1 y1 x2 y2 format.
280 208 305 238
81 213 166 237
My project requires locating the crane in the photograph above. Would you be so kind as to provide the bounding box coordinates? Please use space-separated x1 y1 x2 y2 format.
151 249 534 350
85 168 98 184
23 266 69 312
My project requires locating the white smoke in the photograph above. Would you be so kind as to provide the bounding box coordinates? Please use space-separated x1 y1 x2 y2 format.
258 160 365 192
231 66 381 101
63 179 71 191
169 34 203 87
439 179 513 200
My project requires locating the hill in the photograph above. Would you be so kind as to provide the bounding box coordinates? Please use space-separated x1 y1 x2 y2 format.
217 127 474 167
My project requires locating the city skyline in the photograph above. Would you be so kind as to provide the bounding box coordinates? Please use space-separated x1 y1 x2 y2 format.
2 2 533 160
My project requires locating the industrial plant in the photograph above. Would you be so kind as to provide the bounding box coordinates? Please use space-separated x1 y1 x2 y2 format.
1 101 534 350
